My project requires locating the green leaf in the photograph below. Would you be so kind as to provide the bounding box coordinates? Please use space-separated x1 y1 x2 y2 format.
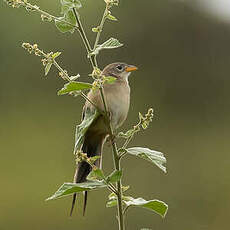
108 192 116 200
141 229 152 230
107 14 118 21
124 197 168 218
106 192 117 208
45 62 52 76
57 81 92 95
46 180 106 201
126 147 166 173
107 170 122 183
91 37 123 55
106 198 117 208
104 76 117 84
87 168 104 180
74 109 100 152
55 10 76 33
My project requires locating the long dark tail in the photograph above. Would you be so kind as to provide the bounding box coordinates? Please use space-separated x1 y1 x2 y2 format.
70 133 105 216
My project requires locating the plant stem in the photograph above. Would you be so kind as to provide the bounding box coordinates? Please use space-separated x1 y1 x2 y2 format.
72 8 97 68
111 140 125 230
99 87 125 230
72 4 125 229
122 134 134 150
52 60 71 81
93 5 109 50
92 4 109 67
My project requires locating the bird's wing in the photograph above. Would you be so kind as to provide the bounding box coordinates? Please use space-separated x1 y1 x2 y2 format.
74 105 100 154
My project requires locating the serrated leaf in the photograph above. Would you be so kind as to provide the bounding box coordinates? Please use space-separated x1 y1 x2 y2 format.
124 197 168 218
58 81 92 95
91 37 123 56
46 180 106 201
126 147 166 173
107 14 118 21
55 10 76 33
107 170 122 183
45 62 52 76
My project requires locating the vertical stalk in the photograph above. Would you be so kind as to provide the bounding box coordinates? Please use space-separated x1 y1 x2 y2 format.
72 8 97 68
92 4 109 68
73 5 125 230
99 88 125 230
93 5 109 50
111 141 125 230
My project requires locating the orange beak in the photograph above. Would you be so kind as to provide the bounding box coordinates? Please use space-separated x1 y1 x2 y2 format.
125 65 138 72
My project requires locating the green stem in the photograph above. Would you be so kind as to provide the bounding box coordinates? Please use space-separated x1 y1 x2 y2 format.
72 8 97 68
93 5 109 50
52 60 71 81
99 87 125 230
92 4 109 67
72 3 125 230
120 124 142 155
122 134 134 150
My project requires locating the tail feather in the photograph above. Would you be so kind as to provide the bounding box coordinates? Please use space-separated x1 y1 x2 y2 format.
83 191 88 216
70 193 77 217
70 133 105 216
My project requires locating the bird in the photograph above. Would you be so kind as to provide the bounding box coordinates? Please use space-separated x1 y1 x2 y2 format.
70 62 138 216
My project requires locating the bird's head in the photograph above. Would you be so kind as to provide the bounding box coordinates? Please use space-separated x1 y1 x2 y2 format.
102 62 138 82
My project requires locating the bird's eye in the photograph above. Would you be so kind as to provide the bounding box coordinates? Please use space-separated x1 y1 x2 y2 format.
116 65 123 71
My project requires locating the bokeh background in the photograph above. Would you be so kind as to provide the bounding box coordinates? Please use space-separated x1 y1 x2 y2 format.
1 0 230 229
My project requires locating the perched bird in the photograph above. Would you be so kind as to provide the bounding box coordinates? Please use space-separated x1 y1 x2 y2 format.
70 62 138 216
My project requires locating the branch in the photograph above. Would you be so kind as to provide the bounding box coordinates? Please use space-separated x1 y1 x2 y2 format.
72 8 97 69
92 4 109 66
18 1 79 30
99 87 125 230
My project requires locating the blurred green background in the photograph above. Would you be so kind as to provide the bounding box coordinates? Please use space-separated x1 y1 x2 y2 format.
1 0 230 229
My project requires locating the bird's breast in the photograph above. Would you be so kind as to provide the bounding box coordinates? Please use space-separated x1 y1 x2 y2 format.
86 81 130 133
104 82 130 129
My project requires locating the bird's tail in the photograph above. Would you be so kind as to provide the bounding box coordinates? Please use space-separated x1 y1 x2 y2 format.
70 133 105 216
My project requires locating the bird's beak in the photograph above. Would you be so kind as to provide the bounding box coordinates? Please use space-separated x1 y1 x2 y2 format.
125 65 138 72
